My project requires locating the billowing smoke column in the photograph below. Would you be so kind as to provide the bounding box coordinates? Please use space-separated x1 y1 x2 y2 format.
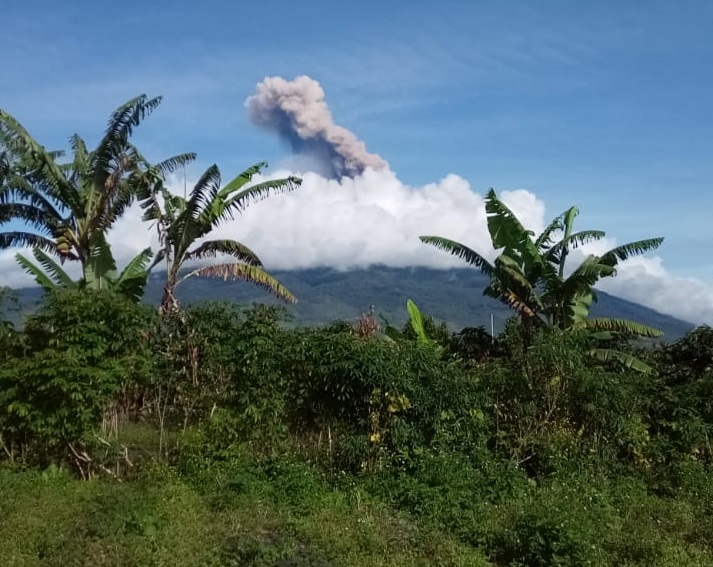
246 75 389 179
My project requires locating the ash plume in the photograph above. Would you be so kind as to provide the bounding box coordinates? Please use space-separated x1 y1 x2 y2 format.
246 75 389 179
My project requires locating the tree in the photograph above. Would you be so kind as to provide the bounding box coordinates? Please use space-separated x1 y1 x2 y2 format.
0 95 194 289
421 189 664 371
140 162 301 314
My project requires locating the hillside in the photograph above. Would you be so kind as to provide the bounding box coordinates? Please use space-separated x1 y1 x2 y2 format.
6 265 693 340
149 265 693 340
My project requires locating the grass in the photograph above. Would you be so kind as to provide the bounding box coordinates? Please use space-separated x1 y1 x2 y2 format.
0 453 490 567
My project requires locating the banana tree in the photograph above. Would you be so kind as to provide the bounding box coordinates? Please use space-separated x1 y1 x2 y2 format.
383 299 439 347
421 189 665 372
140 162 301 314
0 95 194 289
16 245 154 302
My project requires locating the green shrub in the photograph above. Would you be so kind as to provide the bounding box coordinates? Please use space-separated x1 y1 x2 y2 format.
0 289 154 473
479 327 654 475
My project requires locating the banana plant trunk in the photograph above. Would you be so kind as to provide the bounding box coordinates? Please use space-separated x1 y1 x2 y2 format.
160 271 179 315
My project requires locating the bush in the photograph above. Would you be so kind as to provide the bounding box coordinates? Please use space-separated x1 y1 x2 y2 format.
284 328 489 472
0 289 154 473
646 326 713 464
479 326 654 476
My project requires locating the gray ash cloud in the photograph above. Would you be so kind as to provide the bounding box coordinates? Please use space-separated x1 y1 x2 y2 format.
246 76 388 179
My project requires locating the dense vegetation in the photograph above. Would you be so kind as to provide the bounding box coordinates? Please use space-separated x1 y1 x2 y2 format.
3 96 713 566
1 288 713 566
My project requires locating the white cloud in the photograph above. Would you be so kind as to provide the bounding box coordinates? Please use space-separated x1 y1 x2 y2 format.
207 169 496 270
599 257 713 325
3 167 713 326
0 249 35 288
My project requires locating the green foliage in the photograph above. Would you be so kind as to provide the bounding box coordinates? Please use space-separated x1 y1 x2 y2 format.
0 289 154 471
447 325 503 363
477 325 657 473
385 299 451 348
406 299 428 341
662 324 713 376
487 476 615 567
0 287 19 357
0 465 224 567
421 189 664 371
177 445 493 566
2 274 713 565
0 95 192 287
9 85 709 565
140 162 301 313
144 302 296 457
365 450 529 546
644 326 713 461
16 246 155 301
284 326 489 471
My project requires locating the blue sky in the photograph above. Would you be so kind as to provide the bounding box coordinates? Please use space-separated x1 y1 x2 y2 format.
2 0 713 318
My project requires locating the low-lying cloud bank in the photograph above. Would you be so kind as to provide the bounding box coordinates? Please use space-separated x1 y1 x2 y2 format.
3 166 713 325
211 168 713 325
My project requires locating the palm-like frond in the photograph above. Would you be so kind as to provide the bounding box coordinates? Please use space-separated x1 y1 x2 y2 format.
91 95 162 188
0 167 66 212
154 162 302 314
0 178 68 223
69 134 89 179
545 230 606 265
0 231 58 254
114 247 153 302
16 253 60 291
152 153 197 177
0 150 11 186
84 237 117 290
184 164 222 227
419 236 494 275
485 280 539 321
577 318 663 338
2 98 160 265
0 202 61 233
421 187 664 345
562 290 595 327
566 230 608 249
0 110 75 207
216 161 267 198
600 237 664 266
499 255 550 314
148 249 166 272
131 153 196 209
139 184 178 224
218 175 301 223
534 214 564 250
589 348 656 375
104 180 138 230
16 248 76 290
116 247 153 282
559 256 615 298
185 239 263 266
406 299 434 345
183 263 296 303
89 144 144 233
485 189 535 256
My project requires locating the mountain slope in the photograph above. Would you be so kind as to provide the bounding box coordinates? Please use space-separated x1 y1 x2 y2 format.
151 265 694 340
5 266 693 340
